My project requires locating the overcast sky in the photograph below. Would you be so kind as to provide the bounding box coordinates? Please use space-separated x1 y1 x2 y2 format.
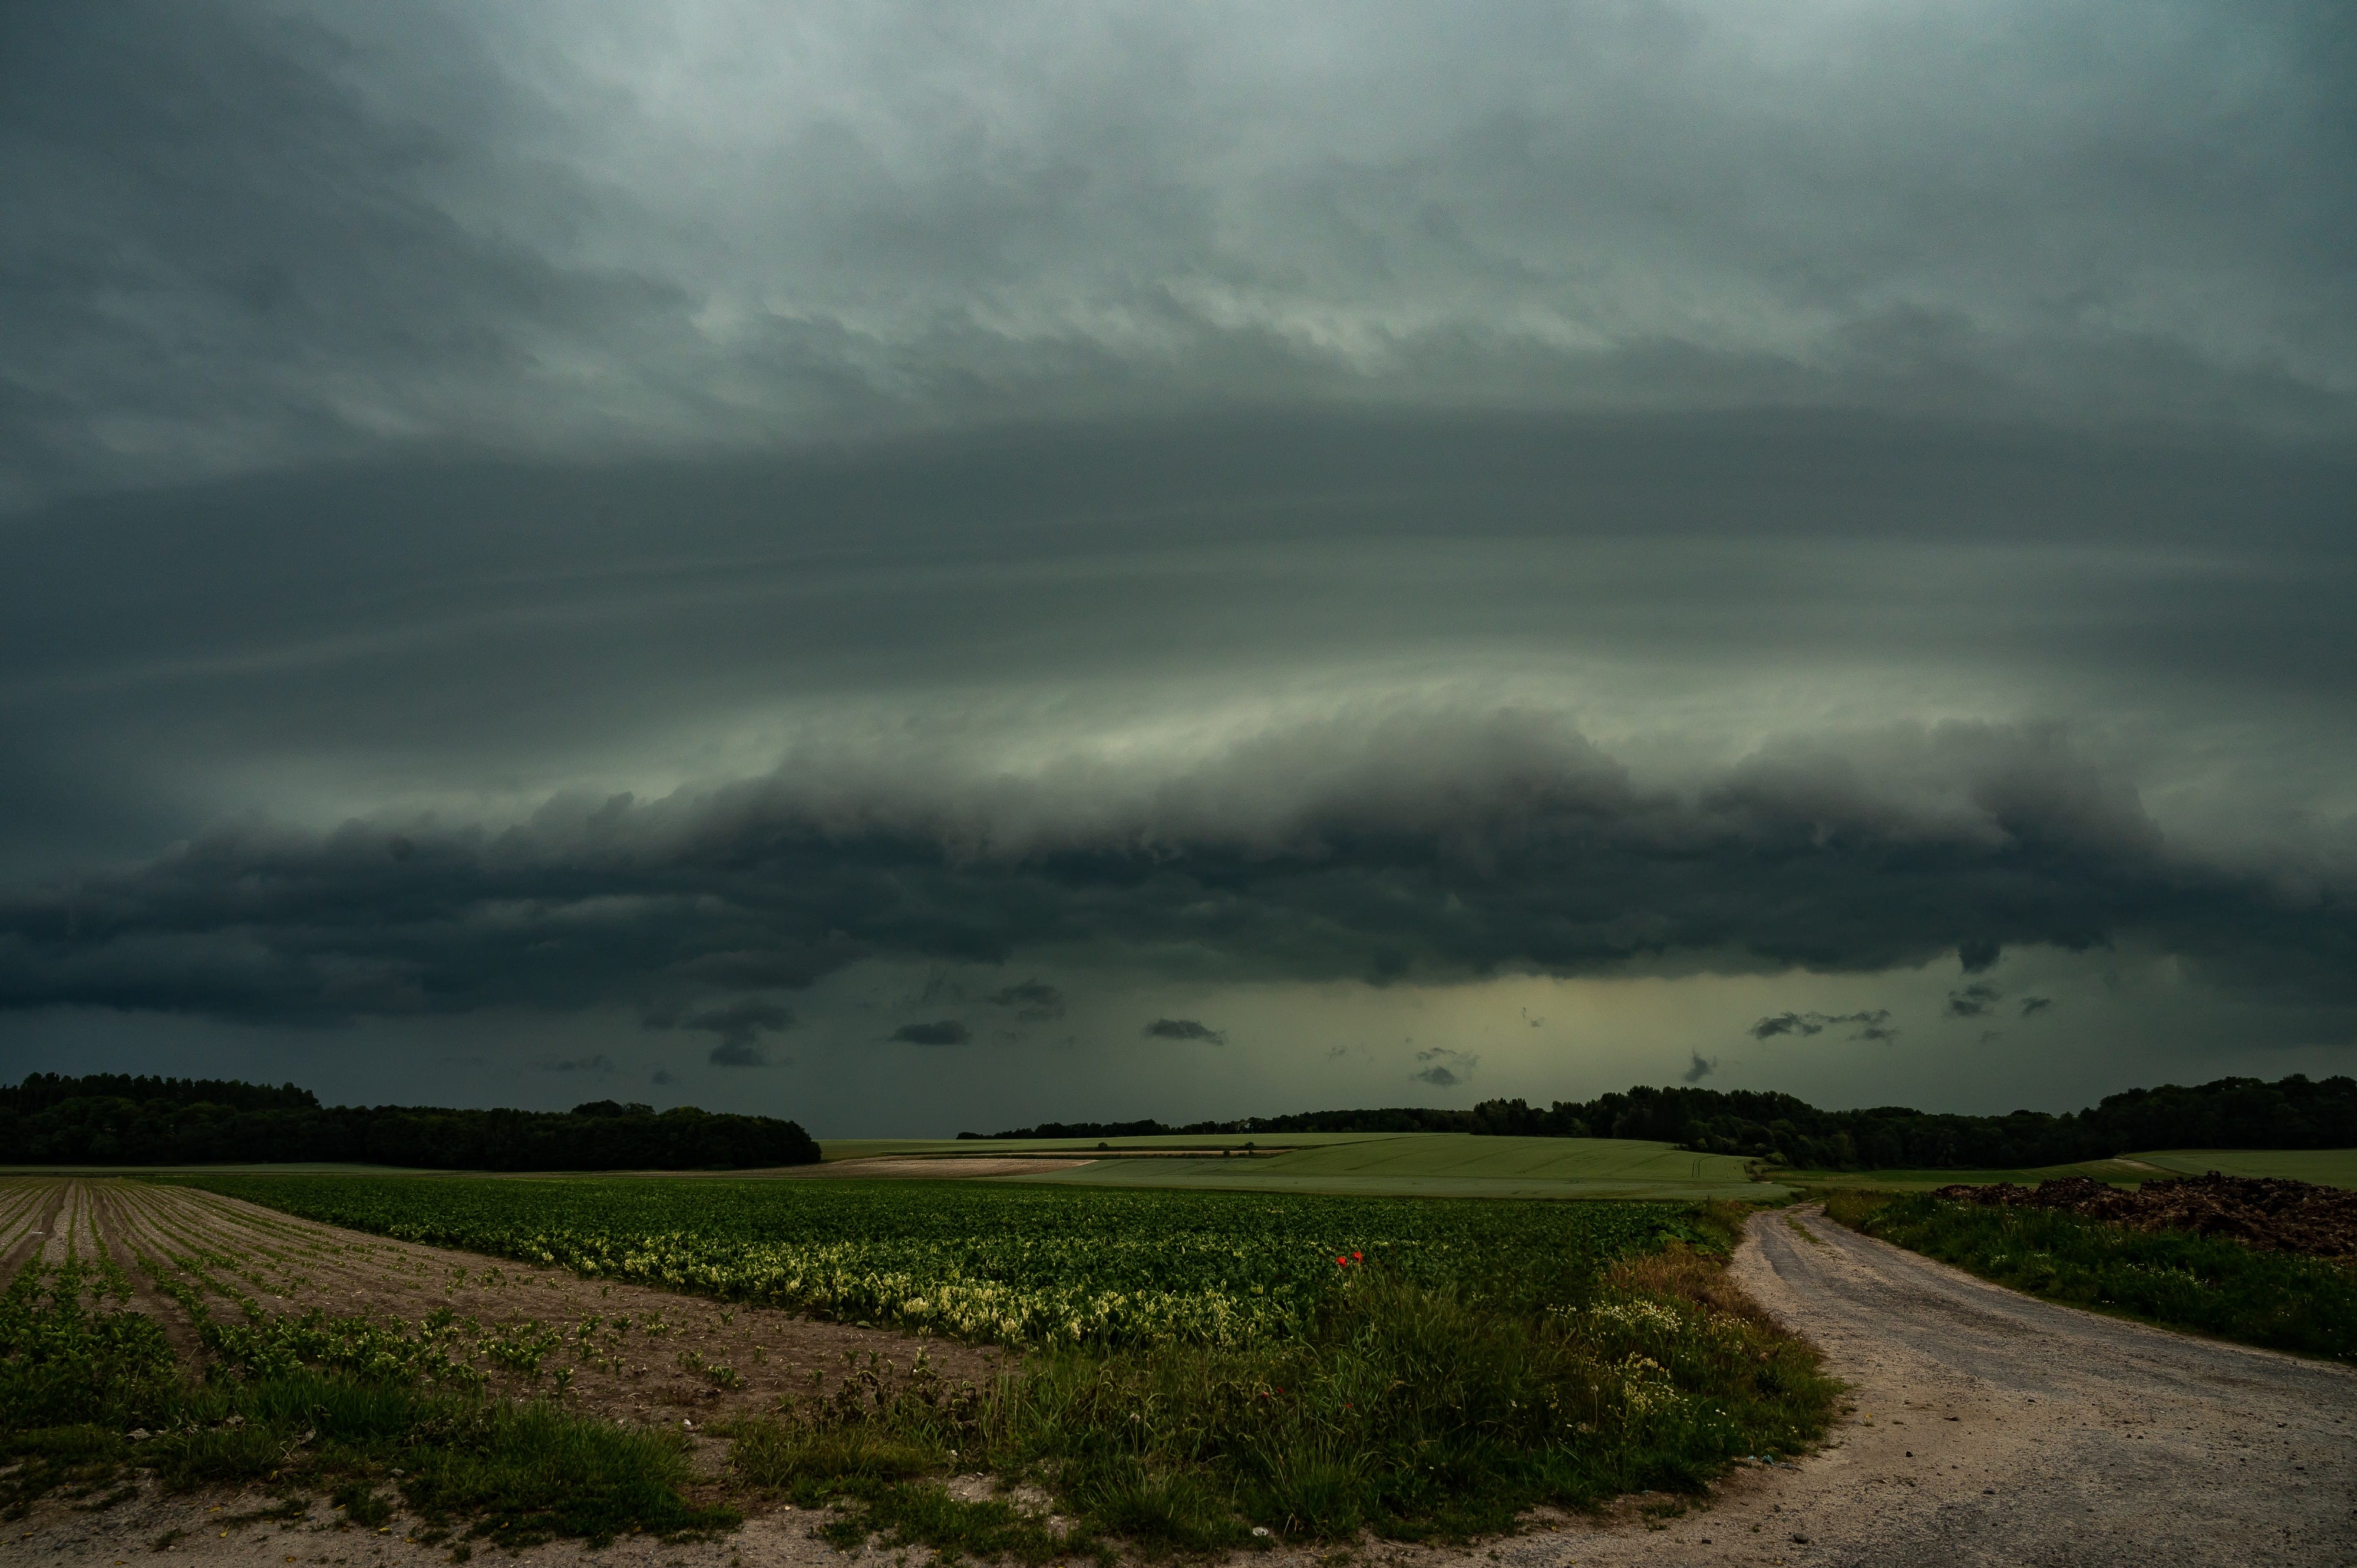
3 1 2352 1133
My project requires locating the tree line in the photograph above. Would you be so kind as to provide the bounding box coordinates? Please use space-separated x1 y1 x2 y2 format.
0 1074 820 1170
962 1072 2357 1170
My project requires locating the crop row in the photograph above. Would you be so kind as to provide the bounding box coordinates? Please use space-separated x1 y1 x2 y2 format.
181 1176 1709 1348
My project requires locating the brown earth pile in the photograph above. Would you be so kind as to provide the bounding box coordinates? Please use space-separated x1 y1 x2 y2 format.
1933 1172 2357 1259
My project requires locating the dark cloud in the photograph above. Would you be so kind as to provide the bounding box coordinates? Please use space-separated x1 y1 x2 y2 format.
1749 1009 1898 1044
1143 1018 1225 1045
649 1068 676 1087
985 980 1067 1022
1681 1052 1716 1084
2 717 2352 1036
2 5 2351 1113
3 2 2351 512
892 1019 971 1047
2019 996 2055 1018
1945 982 2003 1020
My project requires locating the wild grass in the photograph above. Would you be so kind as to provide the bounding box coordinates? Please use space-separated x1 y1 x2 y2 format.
0 1257 731 1544
726 1208 1836 1556
1820 1190 2357 1363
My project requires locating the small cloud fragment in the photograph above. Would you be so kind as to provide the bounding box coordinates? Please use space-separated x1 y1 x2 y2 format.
1944 982 2001 1019
1143 1017 1226 1044
1412 1046 1477 1087
659 996 797 1067
1748 1008 1894 1042
1681 1051 1716 1084
2018 995 2054 1018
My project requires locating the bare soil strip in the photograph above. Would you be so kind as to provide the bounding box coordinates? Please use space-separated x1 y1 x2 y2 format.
3 1176 1006 1431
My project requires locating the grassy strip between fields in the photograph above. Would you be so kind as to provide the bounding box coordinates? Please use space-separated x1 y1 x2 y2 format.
0 1256 733 1549
721 1204 1837 1559
1820 1190 2357 1364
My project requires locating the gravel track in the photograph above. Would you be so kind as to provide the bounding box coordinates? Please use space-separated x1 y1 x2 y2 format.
1503 1204 2357 1567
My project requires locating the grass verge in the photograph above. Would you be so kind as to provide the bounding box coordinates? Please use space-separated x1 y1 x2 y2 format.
727 1203 1836 1557
1820 1189 2357 1363
0 1256 732 1546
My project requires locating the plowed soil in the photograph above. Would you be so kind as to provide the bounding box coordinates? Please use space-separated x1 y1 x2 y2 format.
1932 1172 2357 1259
1 1176 1005 1426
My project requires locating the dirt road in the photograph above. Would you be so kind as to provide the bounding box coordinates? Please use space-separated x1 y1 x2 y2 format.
1523 1204 2356 1567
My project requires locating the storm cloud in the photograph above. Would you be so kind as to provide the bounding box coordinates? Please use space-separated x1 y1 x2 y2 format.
1 2 2352 1124
2 715 2353 1036
4 2 2351 513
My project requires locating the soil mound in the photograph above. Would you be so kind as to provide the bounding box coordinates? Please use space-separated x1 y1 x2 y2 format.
1933 1171 2357 1260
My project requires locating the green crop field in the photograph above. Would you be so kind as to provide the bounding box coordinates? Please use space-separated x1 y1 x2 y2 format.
178 1173 1721 1346
156 1171 1833 1549
819 1132 1394 1161
1012 1134 1781 1200
1788 1148 2357 1191
2130 1148 2357 1187
1784 1158 2155 1190
2 1171 1835 1553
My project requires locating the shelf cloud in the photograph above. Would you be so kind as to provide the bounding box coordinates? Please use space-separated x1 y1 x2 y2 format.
1 2 2351 1122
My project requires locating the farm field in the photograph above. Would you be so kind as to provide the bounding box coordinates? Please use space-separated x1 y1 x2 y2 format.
2132 1148 2357 1186
2 1171 1836 1558
818 1131 1394 1160
1785 1157 2159 1190
1788 1148 2357 1191
179 1170 1725 1344
1013 1133 1779 1200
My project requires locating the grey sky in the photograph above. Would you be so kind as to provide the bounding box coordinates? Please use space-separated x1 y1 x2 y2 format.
2 2 2352 1130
